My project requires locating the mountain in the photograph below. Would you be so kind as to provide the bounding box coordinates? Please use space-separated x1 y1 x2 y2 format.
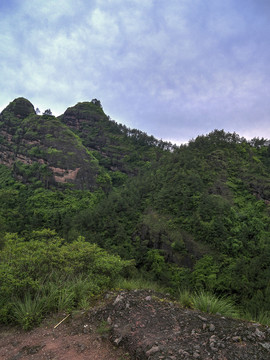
0 97 170 189
0 97 270 330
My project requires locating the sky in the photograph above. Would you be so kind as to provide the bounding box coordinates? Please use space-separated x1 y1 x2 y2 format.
1 0 270 144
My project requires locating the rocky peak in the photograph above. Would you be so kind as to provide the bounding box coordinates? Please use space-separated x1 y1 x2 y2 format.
1 97 35 119
0 98 105 190
61 100 106 130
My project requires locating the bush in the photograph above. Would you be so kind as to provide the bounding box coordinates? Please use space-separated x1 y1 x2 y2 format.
0 229 132 328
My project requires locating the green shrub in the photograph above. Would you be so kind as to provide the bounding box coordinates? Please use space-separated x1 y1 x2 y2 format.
0 230 132 327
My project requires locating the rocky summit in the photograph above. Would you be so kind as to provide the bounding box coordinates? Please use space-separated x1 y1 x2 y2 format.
0 98 103 189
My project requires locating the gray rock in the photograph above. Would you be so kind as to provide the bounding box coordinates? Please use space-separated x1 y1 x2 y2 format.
259 342 270 351
113 295 124 305
255 328 265 340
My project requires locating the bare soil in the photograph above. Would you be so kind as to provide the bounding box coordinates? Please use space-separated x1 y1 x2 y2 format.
1 290 270 360
0 311 130 360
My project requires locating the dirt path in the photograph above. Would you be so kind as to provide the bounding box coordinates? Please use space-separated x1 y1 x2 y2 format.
0 312 130 360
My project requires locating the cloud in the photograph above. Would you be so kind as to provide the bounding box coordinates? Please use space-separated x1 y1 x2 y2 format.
1 0 270 143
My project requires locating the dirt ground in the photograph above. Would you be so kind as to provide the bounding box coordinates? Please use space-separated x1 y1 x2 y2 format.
0 311 130 360
1 290 270 360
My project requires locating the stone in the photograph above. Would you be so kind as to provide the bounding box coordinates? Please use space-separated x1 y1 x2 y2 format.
146 345 160 356
232 336 241 342
113 295 124 305
114 336 123 345
255 328 265 340
259 342 270 351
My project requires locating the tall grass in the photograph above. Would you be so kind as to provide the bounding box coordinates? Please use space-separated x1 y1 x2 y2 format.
12 293 46 330
178 289 194 308
10 274 98 330
191 291 239 318
242 310 270 326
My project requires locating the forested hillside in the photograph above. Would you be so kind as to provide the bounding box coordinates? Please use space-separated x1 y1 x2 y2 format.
0 97 270 329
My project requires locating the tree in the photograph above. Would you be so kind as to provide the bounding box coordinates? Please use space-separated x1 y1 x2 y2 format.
43 109 53 116
91 99 102 108
35 108 40 115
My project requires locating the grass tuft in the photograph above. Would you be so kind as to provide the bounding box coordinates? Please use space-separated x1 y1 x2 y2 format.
242 310 270 326
178 289 194 308
192 291 239 318
12 293 46 330
114 277 167 293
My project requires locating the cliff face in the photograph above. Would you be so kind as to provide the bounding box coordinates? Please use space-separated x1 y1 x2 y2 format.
0 98 102 190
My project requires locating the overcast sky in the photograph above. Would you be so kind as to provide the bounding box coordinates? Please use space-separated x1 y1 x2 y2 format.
1 0 270 144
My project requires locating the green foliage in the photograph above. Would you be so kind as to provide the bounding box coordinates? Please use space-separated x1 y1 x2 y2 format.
97 320 111 335
47 147 62 155
145 249 165 277
191 256 219 290
242 310 270 326
0 230 131 328
115 276 166 293
0 165 15 188
178 289 194 308
12 293 46 330
192 291 239 318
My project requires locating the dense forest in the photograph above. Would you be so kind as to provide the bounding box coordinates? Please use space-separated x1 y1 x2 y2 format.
1 97 270 329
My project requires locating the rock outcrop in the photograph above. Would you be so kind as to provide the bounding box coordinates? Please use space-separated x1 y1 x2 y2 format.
90 290 270 360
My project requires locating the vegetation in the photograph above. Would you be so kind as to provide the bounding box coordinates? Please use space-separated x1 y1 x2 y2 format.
0 229 131 329
0 98 270 328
